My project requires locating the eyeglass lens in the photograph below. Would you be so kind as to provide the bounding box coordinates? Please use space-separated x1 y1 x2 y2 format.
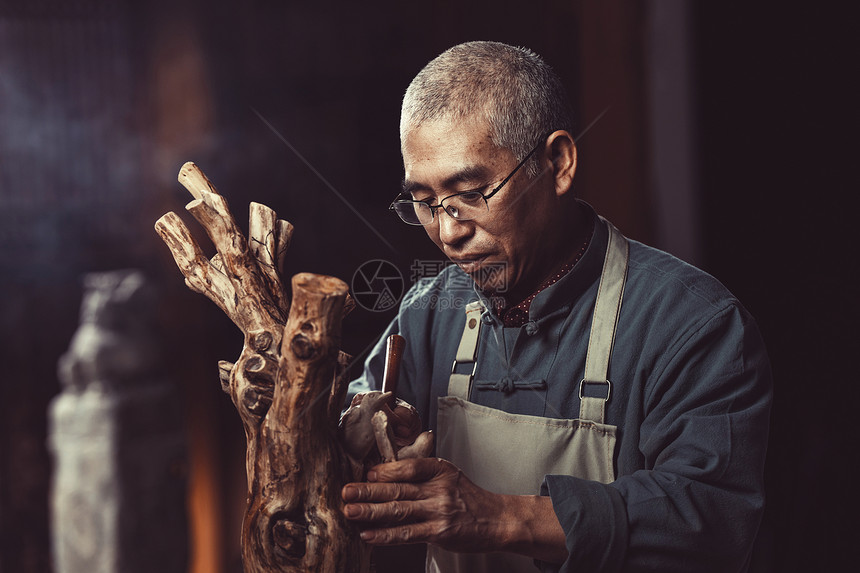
394 191 489 225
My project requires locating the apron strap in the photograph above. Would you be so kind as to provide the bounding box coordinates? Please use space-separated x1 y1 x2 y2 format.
445 220 629 420
448 301 485 400
580 219 629 423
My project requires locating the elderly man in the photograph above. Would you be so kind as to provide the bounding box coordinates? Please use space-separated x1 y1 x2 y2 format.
342 41 771 573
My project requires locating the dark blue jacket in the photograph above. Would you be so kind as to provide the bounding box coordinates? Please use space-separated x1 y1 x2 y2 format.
348 209 772 572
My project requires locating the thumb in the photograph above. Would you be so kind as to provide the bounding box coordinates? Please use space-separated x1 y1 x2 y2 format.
369 457 450 483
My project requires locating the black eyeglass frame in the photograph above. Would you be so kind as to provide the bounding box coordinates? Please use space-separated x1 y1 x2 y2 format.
389 134 549 226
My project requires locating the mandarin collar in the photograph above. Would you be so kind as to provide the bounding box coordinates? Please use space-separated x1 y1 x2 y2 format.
526 202 606 321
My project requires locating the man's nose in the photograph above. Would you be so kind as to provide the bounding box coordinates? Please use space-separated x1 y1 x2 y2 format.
436 209 473 246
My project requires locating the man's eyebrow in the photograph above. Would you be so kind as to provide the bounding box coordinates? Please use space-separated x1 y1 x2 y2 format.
401 165 491 196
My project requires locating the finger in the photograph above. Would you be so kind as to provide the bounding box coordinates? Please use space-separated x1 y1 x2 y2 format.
343 499 426 523
368 457 450 483
341 481 423 503
392 418 417 437
390 404 419 422
360 521 437 545
390 407 421 437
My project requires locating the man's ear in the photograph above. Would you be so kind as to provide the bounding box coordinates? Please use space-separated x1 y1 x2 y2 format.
547 130 577 198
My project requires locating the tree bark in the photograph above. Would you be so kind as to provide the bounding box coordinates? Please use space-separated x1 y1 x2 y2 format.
155 163 368 572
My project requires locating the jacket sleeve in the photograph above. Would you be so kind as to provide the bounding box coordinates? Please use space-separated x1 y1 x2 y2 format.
344 279 435 429
541 303 772 572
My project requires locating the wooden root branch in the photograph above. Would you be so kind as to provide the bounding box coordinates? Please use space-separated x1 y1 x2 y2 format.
155 162 367 572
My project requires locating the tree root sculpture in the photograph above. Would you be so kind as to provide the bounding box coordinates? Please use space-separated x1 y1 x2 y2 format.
155 162 369 572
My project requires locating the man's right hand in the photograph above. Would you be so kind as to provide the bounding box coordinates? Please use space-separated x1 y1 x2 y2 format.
387 397 422 447
341 392 424 463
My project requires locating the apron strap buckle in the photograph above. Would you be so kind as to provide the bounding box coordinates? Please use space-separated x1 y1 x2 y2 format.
449 359 479 400
579 379 611 423
579 379 611 401
451 359 479 378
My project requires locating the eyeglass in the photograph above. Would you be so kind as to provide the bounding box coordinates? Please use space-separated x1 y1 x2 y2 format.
389 136 547 226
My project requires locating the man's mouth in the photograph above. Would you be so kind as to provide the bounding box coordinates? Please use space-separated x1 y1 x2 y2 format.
452 255 489 274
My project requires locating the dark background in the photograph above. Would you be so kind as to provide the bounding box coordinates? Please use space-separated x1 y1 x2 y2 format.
1 1 856 571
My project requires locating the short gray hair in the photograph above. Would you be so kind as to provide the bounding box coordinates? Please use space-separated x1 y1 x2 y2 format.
400 41 574 177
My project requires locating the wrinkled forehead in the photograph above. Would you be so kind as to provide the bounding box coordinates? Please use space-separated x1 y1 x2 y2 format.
400 117 515 194
400 110 496 155
401 116 493 161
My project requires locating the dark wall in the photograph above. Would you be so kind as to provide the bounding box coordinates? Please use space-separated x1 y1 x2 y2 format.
694 4 857 571
0 1 853 571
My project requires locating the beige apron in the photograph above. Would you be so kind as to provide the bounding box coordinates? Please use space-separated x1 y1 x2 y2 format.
427 220 629 573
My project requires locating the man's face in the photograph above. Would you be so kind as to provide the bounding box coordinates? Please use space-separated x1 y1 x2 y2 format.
401 116 559 296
